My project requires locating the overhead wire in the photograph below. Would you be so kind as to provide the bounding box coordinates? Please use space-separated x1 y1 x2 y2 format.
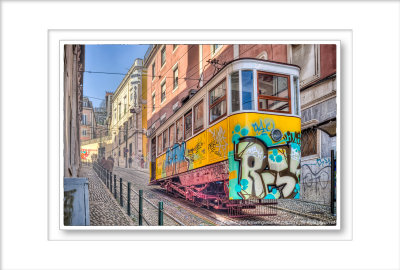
84 44 270 133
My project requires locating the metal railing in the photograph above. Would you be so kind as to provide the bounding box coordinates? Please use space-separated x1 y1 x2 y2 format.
92 162 184 226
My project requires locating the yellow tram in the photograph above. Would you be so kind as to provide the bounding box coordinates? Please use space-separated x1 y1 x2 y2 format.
150 58 301 213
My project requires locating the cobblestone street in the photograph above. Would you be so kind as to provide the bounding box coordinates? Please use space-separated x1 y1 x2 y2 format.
79 165 134 226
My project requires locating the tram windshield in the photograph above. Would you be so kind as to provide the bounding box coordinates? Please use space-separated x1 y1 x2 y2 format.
227 68 299 116
258 72 291 113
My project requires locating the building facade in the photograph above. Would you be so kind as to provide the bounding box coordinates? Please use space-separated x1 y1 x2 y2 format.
110 58 148 168
144 44 337 205
105 91 113 158
80 96 96 142
63 44 85 177
289 44 337 205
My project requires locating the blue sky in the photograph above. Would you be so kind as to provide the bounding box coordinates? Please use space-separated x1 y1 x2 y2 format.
83 44 149 107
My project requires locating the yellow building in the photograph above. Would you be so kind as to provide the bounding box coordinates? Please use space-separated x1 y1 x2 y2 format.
80 135 112 162
111 58 147 169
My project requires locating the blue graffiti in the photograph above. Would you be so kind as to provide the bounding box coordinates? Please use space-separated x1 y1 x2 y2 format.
232 124 249 144
165 142 187 172
317 158 331 167
252 118 275 136
269 149 283 163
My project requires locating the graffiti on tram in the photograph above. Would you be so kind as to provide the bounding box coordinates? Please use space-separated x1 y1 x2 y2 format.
228 114 301 200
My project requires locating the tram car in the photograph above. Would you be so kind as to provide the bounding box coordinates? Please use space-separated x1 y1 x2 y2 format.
149 58 301 216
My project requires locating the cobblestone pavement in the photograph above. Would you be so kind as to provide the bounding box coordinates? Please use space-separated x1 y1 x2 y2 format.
79 165 134 226
108 165 336 226
110 166 212 226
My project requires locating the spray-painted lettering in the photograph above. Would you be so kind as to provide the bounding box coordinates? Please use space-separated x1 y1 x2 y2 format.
252 118 275 136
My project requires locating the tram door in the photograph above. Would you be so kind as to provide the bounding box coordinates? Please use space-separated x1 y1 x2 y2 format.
150 137 156 181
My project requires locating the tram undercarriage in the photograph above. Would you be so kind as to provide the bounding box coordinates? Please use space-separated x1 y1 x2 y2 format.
155 173 278 218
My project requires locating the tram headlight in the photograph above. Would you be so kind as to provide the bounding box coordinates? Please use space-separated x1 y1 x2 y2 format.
270 129 283 142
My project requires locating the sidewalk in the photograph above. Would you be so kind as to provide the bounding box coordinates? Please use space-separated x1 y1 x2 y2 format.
79 165 134 226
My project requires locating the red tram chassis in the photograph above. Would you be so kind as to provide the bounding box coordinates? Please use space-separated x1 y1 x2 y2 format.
154 171 278 218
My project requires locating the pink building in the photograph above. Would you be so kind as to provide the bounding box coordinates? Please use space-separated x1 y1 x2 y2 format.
80 96 96 141
144 44 289 138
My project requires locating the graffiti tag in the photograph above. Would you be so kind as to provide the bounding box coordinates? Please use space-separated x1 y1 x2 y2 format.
252 118 275 136
283 131 301 145
208 126 227 157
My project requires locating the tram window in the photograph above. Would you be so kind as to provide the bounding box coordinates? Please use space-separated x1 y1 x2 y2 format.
193 100 204 133
157 134 163 155
184 110 193 140
169 124 175 147
230 71 240 112
242 70 254 110
258 73 289 98
163 130 168 152
176 117 183 143
258 72 291 113
259 100 290 112
209 80 227 123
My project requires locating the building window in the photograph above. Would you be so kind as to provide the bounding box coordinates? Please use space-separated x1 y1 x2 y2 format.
123 122 128 141
209 80 227 123
82 129 86 136
161 46 166 67
230 71 240 113
124 96 127 114
119 103 122 119
173 44 178 52
257 71 291 113
161 80 166 103
173 65 178 90
130 87 133 102
163 130 168 152
184 110 192 140
152 92 155 112
193 100 204 134
211 45 222 55
176 117 183 143
301 128 317 157
157 134 163 155
242 70 254 110
290 44 320 87
169 124 175 147
82 114 87 125
152 62 155 81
